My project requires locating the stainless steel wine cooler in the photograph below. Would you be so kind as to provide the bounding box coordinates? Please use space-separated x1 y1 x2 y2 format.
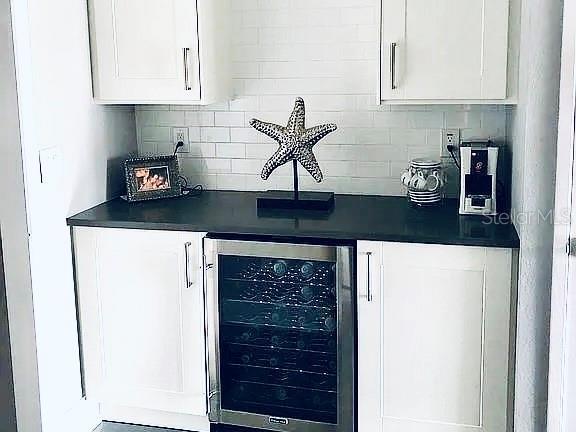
203 238 355 432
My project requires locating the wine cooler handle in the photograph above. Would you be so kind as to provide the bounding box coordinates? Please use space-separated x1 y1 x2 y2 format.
185 242 193 288
202 252 210 414
366 251 373 302
202 238 220 420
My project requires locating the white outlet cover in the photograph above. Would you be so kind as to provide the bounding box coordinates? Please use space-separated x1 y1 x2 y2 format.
172 127 190 153
441 129 460 158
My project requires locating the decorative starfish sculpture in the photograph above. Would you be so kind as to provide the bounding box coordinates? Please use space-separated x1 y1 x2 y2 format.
249 97 337 183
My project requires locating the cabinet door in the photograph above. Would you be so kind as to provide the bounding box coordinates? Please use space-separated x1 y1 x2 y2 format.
381 0 509 100
76 228 207 416
89 0 200 102
358 242 512 432
357 241 384 432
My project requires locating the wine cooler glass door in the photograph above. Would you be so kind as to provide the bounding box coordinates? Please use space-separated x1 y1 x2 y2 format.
203 239 354 432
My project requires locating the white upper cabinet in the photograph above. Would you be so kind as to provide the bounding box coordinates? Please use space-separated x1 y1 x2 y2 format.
381 0 514 103
358 241 514 432
88 0 230 104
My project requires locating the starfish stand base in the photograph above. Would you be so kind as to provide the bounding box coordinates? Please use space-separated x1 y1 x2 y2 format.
256 190 335 211
257 160 334 211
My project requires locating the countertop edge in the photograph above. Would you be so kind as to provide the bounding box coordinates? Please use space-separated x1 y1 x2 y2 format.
66 218 520 249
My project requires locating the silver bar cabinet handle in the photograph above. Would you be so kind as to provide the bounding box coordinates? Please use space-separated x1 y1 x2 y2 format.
183 48 192 91
366 251 373 302
185 241 193 288
390 42 397 90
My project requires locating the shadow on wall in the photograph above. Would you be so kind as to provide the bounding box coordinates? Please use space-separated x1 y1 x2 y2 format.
497 141 513 214
107 154 136 200
0 233 17 432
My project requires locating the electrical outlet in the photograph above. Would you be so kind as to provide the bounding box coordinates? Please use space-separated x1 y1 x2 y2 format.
442 129 460 158
172 127 190 153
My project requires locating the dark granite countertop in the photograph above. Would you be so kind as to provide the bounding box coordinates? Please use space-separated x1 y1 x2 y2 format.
66 190 519 248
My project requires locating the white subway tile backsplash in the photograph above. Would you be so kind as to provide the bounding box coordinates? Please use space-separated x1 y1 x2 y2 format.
203 158 233 174
246 143 273 159
197 102 230 111
358 161 392 178
141 126 170 142
322 161 357 176
245 111 289 127
154 111 185 126
407 145 442 160
185 111 215 127
426 129 443 147
407 111 445 129
316 145 359 161
445 111 482 129
140 141 157 155
390 129 427 147
216 143 247 158
232 63 260 79
356 145 407 162
157 142 177 155
217 174 248 191
215 112 245 127
355 128 391 145
390 161 409 178
230 127 261 143
229 97 260 112
186 143 216 158
323 128 360 145
188 127 201 142
136 110 156 126
201 127 231 143
336 112 374 127
373 111 409 128
231 159 264 174
481 111 507 132
293 26 358 44
136 1 507 196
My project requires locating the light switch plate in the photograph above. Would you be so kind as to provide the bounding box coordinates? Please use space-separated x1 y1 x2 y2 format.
39 147 61 184
172 127 190 153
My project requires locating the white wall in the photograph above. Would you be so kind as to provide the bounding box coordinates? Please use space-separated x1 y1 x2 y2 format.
508 0 563 430
136 0 508 196
8 0 138 430
0 0 42 431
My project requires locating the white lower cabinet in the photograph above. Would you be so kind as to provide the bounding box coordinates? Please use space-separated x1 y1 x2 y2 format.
358 241 514 432
74 227 209 431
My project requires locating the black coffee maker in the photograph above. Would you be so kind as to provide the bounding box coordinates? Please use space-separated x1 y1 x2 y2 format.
459 142 498 215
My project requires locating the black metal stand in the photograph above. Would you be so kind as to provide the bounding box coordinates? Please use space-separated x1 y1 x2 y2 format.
293 159 299 201
256 160 335 211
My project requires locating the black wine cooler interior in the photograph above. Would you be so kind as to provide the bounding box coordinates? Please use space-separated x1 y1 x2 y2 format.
218 255 338 424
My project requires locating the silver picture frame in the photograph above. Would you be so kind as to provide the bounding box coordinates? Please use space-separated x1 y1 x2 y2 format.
124 155 182 202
